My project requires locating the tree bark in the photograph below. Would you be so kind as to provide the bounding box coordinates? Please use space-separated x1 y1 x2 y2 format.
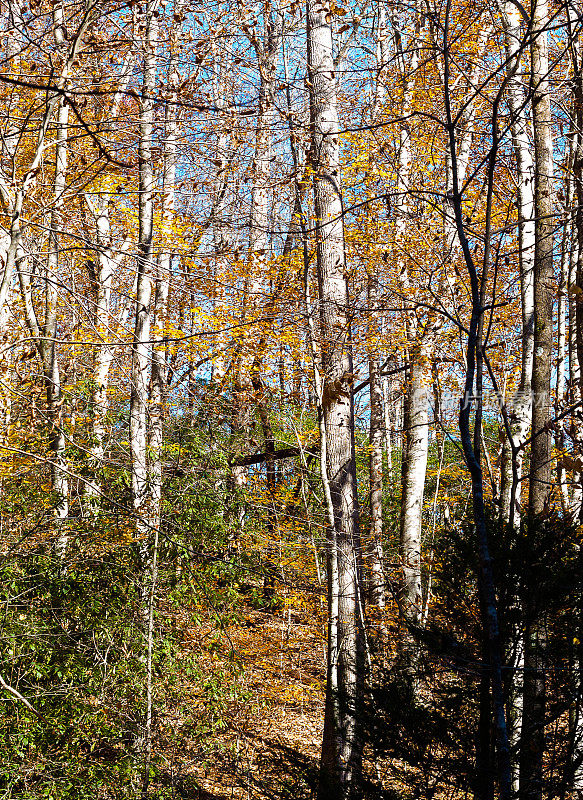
443 15 513 792
520 3 554 797
570 4 583 522
399 346 430 648
129 4 158 792
368 274 385 610
306 0 364 795
42 5 71 560
83 56 134 503
392 5 428 667
130 0 157 542
498 0 536 530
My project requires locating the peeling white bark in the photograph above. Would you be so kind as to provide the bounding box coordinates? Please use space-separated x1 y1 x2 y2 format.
306 0 364 794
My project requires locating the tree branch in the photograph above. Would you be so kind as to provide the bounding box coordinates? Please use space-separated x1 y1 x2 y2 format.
0 673 49 723
231 444 318 467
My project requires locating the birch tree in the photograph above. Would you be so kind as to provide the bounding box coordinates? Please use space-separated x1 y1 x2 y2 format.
82 53 134 503
3 0 97 558
497 0 536 530
130 0 157 545
306 0 364 794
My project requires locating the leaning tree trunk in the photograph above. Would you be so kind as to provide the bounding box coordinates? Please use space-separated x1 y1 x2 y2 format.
83 195 132 504
83 57 134 504
307 0 364 796
521 3 554 799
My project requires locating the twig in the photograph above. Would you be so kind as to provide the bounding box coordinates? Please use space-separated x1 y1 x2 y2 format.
0 673 49 723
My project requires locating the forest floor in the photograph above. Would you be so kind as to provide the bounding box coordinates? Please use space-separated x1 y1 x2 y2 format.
158 593 327 800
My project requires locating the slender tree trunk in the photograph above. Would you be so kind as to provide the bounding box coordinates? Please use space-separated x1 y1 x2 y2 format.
366 0 389 612
399 347 430 647
527 1 554 519
307 0 364 795
86 199 114 502
565 5 583 796
83 197 131 502
568 237 583 519
498 0 536 530
248 10 281 304
571 12 583 522
209 39 232 386
575 80 583 413
368 275 385 610
130 4 157 792
149 50 177 534
392 10 428 667
476 617 495 800
556 184 573 511
372 0 389 118
131 0 156 542
443 21 513 791
44 6 70 559
248 10 282 597
521 2 554 797
0 8 24 445
83 57 134 503
496 3 537 788
140 53 175 800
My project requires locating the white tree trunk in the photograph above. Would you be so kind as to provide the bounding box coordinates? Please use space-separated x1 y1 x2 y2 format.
130 2 157 541
43 6 70 559
130 5 158 795
498 0 536 528
306 0 364 795
368 275 385 610
392 7 427 653
568 235 582 519
556 192 572 512
399 344 430 643
248 12 281 303
496 4 538 789
149 48 177 533
210 46 232 385
83 196 131 502
366 0 391 612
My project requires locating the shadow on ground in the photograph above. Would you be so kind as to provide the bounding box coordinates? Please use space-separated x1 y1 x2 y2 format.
229 736 319 799
158 733 400 799
182 735 398 800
